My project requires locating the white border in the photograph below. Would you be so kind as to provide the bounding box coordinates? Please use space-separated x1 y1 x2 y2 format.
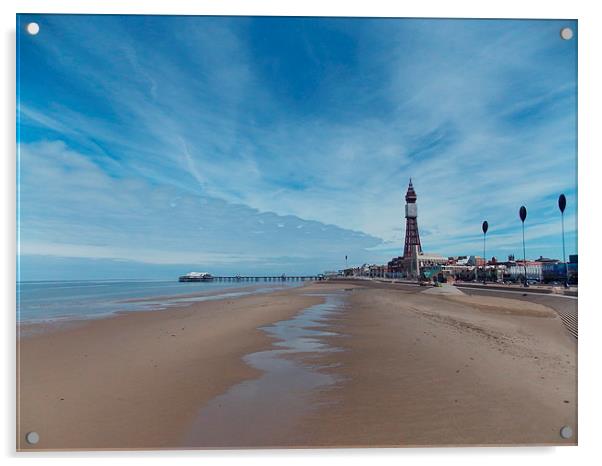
6 0 588 18
3 1 601 465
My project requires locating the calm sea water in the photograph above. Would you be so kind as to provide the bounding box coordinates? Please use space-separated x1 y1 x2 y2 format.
17 279 300 324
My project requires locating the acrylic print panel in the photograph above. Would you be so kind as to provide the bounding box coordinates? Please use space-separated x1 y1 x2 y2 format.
16 15 577 450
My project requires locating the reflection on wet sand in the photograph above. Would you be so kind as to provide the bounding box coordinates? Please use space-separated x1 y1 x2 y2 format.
184 293 345 447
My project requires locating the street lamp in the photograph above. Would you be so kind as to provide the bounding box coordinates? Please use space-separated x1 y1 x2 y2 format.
558 194 569 288
482 221 488 284
519 206 528 287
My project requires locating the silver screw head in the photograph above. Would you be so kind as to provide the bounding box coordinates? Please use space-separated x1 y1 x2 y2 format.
26 22 40 35
560 425 573 439
25 431 40 445
560 27 574 40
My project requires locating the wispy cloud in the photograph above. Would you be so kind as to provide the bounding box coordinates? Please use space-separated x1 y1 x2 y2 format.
18 140 381 277
17 16 577 278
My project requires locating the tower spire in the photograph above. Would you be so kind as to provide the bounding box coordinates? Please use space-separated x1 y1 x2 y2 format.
405 177 417 203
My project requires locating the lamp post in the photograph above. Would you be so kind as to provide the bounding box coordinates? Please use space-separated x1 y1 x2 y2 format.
558 194 569 288
519 206 528 287
482 221 488 284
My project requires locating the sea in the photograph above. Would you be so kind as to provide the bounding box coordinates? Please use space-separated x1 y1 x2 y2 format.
17 279 301 324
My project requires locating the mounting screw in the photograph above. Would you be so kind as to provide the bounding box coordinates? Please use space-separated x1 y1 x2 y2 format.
26 22 40 35
559 425 573 439
25 431 40 445
560 28 573 41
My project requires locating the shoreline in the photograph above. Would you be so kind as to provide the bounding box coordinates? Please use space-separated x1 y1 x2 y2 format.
17 282 347 450
117 281 303 304
17 281 303 338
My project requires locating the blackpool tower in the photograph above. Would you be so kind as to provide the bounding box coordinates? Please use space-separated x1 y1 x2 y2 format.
403 179 422 258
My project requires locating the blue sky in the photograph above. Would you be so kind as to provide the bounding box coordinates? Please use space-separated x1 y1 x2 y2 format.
17 15 577 280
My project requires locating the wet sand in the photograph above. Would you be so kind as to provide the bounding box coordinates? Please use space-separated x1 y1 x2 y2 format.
183 292 346 447
17 281 577 450
17 283 341 450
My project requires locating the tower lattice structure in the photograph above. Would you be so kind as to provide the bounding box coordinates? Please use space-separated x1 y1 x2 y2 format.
403 179 422 258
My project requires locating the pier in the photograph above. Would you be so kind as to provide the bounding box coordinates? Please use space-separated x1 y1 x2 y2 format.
211 275 321 282
179 271 323 282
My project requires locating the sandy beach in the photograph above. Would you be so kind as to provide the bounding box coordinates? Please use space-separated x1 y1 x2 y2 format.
295 282 577 447
17 280 577 450
17 285 326 450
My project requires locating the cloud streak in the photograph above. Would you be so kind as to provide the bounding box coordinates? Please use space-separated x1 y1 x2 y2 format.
17 16 577 278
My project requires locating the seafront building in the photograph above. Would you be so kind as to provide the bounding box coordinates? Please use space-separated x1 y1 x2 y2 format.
343 254 577 284
507 261 545 282
337 179 577 284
